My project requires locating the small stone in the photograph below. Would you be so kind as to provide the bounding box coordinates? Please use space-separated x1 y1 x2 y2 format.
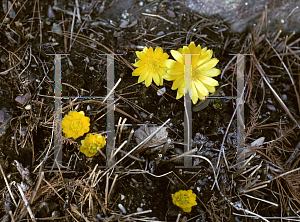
119 20 129 28
3 17 10 23
167 9 175 18
47 5 55 19
0 110 4 123
15 92 31 105
267 105 276 111
118 204 126 213
157 31 164 36
14 21 22 27
282 94 287 100
25 105 31 110
137 207 143 212
139 2 144 6
145 8 151 13
52 23 62 35
157 87 166 96
140 112 147 119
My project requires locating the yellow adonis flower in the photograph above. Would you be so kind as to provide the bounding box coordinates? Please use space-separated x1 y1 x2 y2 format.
164 42 221 104
132 46 171 87
80 133 106 157
172 190 197 213
62 111 90 139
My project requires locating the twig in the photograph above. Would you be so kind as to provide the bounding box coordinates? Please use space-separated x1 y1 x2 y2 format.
167 148 197 162
102 78 121 104
69 7 76 51
142 13 175 25
75 0 81 22
0 163 17 206
94 119 171 185
252 54 300 129
16 183 36 222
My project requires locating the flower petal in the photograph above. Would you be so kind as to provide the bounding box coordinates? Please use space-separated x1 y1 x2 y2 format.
164 59 176 69
202 82 216 93
154 47 163 57
146 46 154 57
194 78 208 96
182 207 192 213
132 67 147 76
152 73 160 86
198 68 221 77
138 72 149 83
182 46 190 54
145 76 152 87
199 75 219 86
199 58 219 71
171 50 184 64
195 49 213 68
172 76 184 90
136 51 147 60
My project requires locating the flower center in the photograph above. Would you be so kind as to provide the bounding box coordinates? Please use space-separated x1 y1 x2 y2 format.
72 121 82 131
92 144 97 150
148 60 158 72
180 197 186 203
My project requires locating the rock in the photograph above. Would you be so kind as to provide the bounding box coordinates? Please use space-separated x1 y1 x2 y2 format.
0 108 12 137
134 122 168 147
2 0 15 19
47 5 55 19
167 9 176 18
15 92 31 105
187 0 300 34
51 23 62 35
119 20 129 28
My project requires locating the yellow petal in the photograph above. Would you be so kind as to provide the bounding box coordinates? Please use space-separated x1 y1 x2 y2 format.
146 46 154 57
172 76 184 90
133 60 143 68
159 75 164 86
199 58 219 71
152 73 160 86
145 76 152 87
176 92 183 100
182 207 192 213
159 53 169 61
195 50 213 68
192 96 198 104
132 68 144 76
157 68 167 77
182 46 190 54
171 50 184 64
202 82 216 93
178 86 185 95
188 42 196 52
194 78 208 96
199 76 219 86
201 47 207 53
136 51 146 60
154 47 163 57
164 59 176 69
198 68 221 77
138 72 149 83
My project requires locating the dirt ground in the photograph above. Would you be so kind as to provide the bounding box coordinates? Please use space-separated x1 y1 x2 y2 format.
1 0 300 221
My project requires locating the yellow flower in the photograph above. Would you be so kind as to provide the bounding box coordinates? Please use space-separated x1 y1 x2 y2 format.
172 190 197 213
62 111 90 139
132 46 171 87
80 133 106 157
164 42 221 104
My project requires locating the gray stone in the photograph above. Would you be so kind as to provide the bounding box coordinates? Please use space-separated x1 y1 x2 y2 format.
187 0 300 33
